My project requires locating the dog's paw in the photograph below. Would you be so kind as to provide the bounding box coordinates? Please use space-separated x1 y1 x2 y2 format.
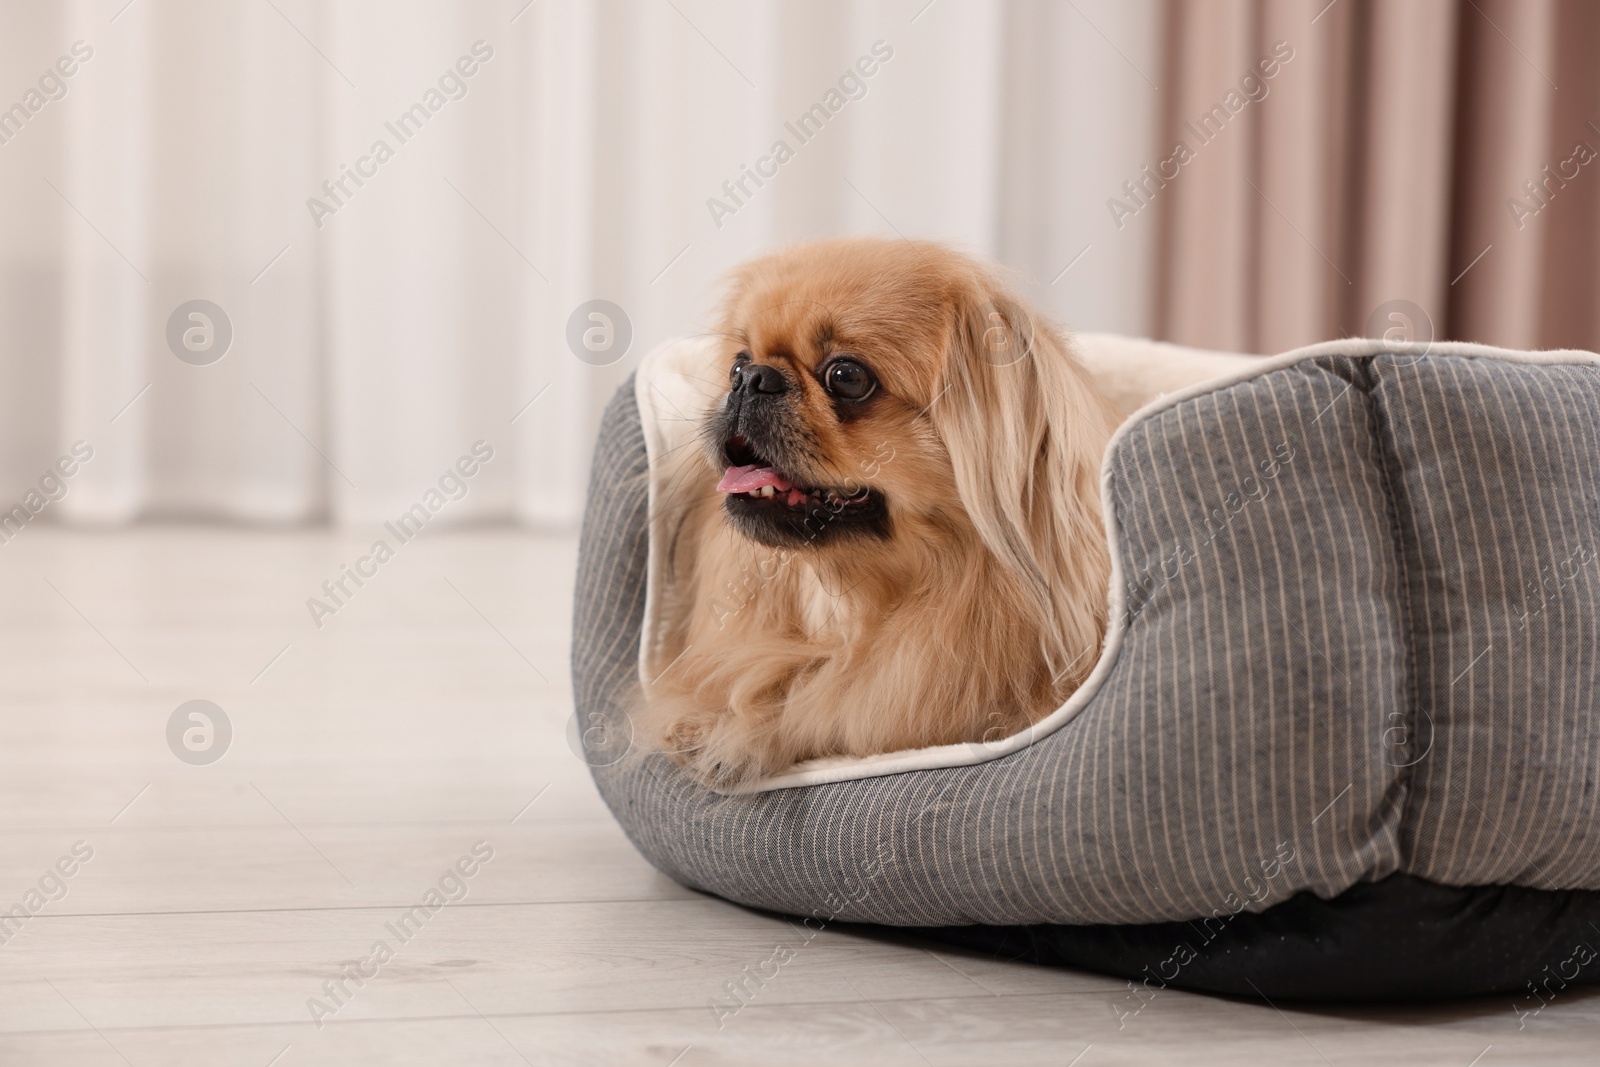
659 716 703 752
656 712 769 786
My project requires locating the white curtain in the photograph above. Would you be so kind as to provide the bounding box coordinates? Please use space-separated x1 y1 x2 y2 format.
0 0 1159 529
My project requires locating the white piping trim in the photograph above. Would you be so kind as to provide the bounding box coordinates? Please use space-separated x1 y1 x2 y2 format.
633 335 1600 794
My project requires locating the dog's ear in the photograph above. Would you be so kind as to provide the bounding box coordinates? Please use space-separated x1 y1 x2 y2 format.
930 276 1117 681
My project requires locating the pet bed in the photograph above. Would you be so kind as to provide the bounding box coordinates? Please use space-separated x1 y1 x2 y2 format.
572 334 1600 999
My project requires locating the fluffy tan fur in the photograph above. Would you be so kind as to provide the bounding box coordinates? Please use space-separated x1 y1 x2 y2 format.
635 237 1118 786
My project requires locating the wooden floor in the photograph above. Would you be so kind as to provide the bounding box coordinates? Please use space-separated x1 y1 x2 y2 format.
2 526 1596 1065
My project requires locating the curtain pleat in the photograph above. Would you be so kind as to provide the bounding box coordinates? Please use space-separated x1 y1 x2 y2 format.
998 0 1160 333
1448 0 1558 349
1255 0 1353 353
1351 0 1458 340
58 0 150 523
1156 0 1258 352
1537 0 1600 351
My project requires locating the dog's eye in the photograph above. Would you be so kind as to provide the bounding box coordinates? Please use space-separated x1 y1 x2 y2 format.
729 351 750 386
823 358 876 401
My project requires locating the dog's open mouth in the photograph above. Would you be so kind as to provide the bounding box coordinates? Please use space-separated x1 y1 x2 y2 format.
718 464 872 509
716 435 888 545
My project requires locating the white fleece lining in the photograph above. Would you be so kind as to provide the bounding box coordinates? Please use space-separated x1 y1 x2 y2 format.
633 336 1600 795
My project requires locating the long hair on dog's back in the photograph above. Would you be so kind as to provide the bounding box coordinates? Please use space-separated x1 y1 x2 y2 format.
636 237 1118 785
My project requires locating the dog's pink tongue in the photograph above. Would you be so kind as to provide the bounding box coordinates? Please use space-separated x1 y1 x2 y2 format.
716 465 792 493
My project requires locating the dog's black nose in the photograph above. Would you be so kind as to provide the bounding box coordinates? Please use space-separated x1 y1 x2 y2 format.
734 363 788 396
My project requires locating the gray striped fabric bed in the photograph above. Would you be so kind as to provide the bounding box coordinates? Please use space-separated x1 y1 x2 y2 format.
571 344 1600 927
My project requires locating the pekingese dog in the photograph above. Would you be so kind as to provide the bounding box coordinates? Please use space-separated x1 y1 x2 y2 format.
637 237 1119 786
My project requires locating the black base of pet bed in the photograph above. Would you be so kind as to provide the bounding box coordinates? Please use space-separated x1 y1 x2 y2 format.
901 875 1600 1002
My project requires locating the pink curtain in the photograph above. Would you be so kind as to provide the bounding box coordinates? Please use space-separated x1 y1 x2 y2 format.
1154 0 1600 354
